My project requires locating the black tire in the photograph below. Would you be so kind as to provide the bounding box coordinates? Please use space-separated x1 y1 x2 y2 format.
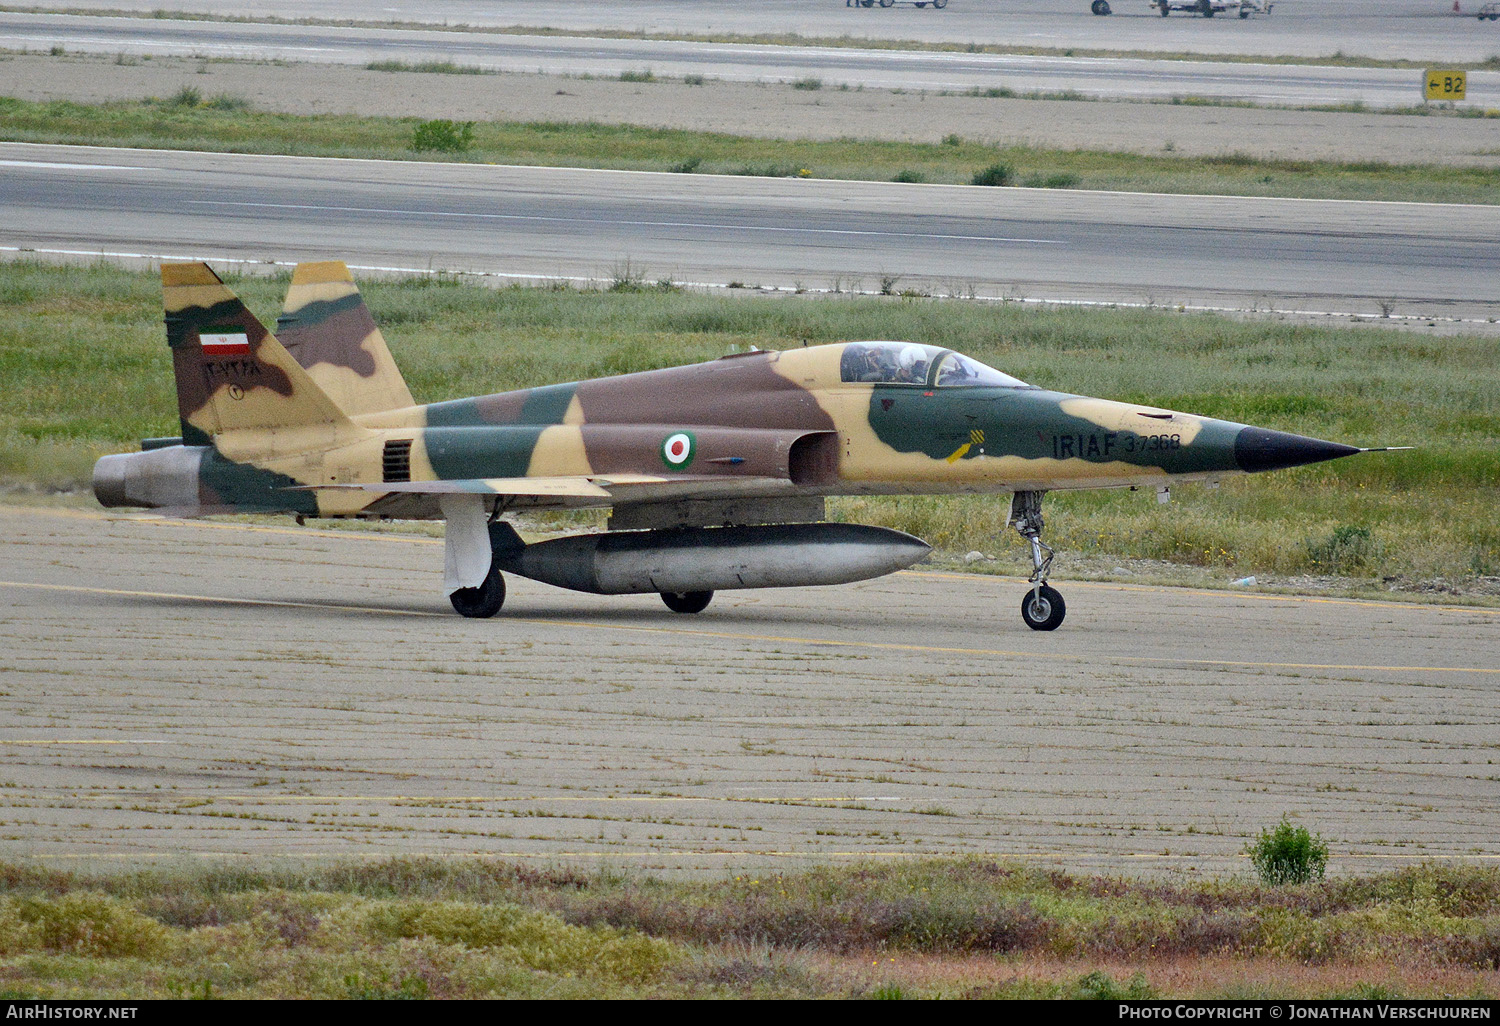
1092 0 1111 14
1020 585 1066 631
933 0 948 7
661 590 713 614
450 563 505 618
879 0 895 6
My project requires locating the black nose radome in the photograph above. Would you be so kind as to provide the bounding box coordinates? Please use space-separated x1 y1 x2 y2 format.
1234 427 1361 474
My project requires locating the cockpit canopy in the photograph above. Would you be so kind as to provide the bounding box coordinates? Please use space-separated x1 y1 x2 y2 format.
839 342 1030 389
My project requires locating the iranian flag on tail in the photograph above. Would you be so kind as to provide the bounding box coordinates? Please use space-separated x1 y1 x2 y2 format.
200 326 251 356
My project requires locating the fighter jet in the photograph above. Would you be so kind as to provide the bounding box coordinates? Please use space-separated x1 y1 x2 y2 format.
93 261 1392 630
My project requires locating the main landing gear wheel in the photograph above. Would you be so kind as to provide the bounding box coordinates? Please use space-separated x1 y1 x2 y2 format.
1092 0 1112 14
450 563 505 618
1021 585 1066 632
661 590 713 614
1010 490 1067 631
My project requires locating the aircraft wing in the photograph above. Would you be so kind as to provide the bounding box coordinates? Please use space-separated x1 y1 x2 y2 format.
294 474 801 516
306 476 619 498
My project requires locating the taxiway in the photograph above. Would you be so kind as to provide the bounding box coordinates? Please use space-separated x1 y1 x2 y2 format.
1 505 1496 873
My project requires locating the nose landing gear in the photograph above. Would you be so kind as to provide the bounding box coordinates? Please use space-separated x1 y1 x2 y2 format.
1011 491 1066 631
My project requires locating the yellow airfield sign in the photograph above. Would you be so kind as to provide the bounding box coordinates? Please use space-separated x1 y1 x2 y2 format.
1424 69 1467 101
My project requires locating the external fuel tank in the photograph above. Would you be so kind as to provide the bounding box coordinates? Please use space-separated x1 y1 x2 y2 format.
489 522 931 595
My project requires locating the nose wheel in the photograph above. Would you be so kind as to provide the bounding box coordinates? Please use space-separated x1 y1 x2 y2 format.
1011 490 1066 631
1021 584 1066 631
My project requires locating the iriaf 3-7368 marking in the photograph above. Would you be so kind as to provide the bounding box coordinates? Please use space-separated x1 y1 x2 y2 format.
93 261 1400 630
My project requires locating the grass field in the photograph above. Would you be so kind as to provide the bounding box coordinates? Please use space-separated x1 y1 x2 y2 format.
1 260 1496 592
0 857 1497 998
2 92 1499 204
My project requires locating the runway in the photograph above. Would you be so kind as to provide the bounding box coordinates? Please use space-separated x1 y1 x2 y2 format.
4 142 1498 325
4 11 1496 108
1 504 1496 873
25 0 1500 63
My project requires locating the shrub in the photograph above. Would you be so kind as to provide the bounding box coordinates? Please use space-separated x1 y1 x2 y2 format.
730 164 797 178
204 93 251 112
971 163 1013 187
354 900 678 983
670 156 702 174
891 169 925 184
619 69 655 83
1073 970 1156 1000
1022 172 1081 189
1246 818 1330 886
165 85 200 108
1305 524 1377 574
791 77 823 91
1 893 168 958
411 120 475 153
344 973 430 999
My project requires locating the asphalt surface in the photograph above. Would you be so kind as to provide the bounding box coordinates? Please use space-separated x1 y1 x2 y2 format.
26 0 1500 62
4 11 1496 108
4 142 1498 326
2 504 1496 873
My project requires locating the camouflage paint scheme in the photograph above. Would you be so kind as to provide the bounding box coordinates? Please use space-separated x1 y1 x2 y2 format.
111 261 1354 525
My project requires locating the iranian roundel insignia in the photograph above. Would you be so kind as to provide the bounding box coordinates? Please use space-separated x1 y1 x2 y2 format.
660 431 695 470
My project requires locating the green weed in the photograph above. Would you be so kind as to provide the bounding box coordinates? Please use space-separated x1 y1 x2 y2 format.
203 93 251 112
366 60 490 75
1022 172 1081 189
971 163 1013 187
0 894 168 958
411 119 474 153
1305 525 1378 574
164 85 200 108
1073 970 1157 1000
1247 818 1331 886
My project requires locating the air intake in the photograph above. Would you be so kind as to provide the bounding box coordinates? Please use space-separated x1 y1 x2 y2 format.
382 439 412 483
